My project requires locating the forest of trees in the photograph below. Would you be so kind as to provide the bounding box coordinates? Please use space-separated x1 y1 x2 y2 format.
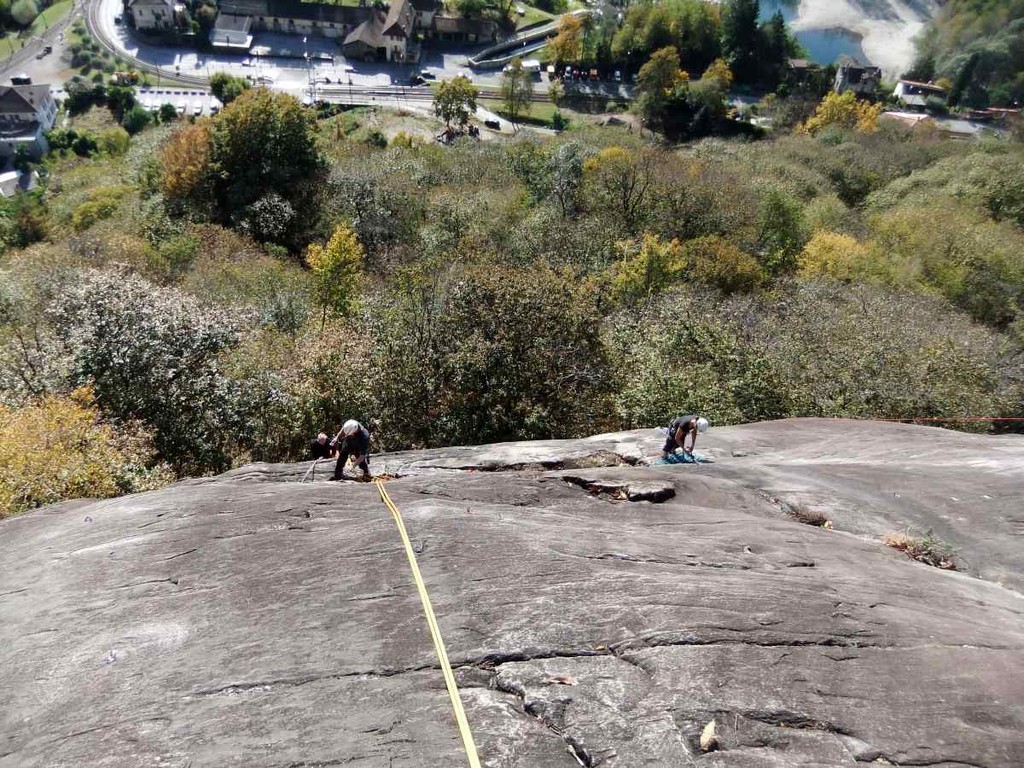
547 0 798 92
1 8 1024 515
907 0 1024 107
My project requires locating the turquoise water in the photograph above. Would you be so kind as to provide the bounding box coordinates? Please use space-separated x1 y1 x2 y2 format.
760 0 870 66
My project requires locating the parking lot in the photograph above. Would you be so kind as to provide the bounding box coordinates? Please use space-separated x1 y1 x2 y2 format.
135 88 223 117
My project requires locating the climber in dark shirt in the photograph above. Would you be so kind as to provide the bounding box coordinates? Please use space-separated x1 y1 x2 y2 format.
662 414 709 459
310 433 336 460
330 420 372 481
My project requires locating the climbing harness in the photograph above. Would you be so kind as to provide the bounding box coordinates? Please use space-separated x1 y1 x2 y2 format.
373 478 482 768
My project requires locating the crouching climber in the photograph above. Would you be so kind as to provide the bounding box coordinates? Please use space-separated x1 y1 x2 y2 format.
662 414 709 460
309 432 336 460
330 419 372 481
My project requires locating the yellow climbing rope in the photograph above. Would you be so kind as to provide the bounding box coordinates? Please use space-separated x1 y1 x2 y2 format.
373 478 482 768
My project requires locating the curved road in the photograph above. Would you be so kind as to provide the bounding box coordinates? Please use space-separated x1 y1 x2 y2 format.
85 0 629 102
0 1 83 80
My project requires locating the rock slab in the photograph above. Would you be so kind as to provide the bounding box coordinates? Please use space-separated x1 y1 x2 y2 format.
1 419 1023 767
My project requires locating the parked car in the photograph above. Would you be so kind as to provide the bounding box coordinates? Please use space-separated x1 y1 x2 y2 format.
408 74 427 86
614 70 621 82
114 14 122 24
419 70 437 80
484 118 501 130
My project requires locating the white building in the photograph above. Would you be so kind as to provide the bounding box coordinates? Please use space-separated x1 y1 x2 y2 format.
893 79 948 110
0 82 58 160
210 13 254 49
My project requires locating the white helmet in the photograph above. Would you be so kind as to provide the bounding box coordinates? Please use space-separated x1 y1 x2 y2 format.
696 417 709 433
342 419 361 436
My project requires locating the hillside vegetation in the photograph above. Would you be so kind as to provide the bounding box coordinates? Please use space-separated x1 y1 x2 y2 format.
908 0 1024 106
1 88 1023 516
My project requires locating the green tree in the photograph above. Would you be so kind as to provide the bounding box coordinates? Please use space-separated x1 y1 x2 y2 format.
548 77 565 105
721 0 760 84
500 58 533 130
98 126 131 156
159 102 178 122
607 234 686 305
583 146 655 232
635 46 688 129
433 75 478 129
757 186 806 276
548 140 587 217
547 13 585 64
9 0 36 26
759 9 795 88
106 84 136 121
306 224 365 329
948 51 980 107
120 103 150 135
455 0 484 17
208 89 326 238
434 265 615 445
209 72 251 105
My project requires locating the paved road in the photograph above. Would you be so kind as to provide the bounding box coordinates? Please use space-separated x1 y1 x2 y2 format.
0 1 82 82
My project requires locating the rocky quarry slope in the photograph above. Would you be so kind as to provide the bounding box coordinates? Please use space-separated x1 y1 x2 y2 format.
2 419 1023 768
791 0 939 75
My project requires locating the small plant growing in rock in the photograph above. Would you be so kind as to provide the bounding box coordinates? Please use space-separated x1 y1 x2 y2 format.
883 531 957 570
785 503 832 529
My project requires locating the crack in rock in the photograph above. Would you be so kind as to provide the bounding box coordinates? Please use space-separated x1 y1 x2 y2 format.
558 474 675 503
491 675 595 767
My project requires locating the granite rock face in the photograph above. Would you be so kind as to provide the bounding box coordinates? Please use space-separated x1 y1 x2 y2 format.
1 419 1023 767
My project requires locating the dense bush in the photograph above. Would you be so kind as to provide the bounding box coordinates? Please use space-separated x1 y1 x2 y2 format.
0 387 173 518
365 261 615 448
612 282 1017 429
53 270 246 473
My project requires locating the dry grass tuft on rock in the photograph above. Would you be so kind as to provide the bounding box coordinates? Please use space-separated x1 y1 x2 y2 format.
785 503 833 529
883 531 957 570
